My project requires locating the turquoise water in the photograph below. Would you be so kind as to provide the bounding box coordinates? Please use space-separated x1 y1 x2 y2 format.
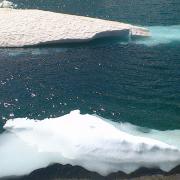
0 42 180 131
0 0 180 178
0 1 180 129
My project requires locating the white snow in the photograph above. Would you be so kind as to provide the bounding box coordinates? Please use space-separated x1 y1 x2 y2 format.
0 8 149 47
0 110 180 178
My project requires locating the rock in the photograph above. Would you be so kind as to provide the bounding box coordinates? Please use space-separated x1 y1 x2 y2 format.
0 8 149 47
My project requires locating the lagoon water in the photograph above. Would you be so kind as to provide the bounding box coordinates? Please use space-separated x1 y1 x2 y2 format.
0 0 180 179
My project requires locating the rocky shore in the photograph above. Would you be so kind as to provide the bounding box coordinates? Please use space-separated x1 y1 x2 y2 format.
3 164 180 180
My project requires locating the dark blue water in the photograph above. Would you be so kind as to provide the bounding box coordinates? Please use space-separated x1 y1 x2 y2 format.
11 0 180 26
0 43 180 132
1 1 180 179
0 0 180 132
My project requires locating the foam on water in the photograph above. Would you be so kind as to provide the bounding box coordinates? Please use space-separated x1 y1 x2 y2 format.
0 110 180 178
134 25 180 46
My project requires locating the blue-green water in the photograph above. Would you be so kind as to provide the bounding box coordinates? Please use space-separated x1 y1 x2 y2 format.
0 43 180 131
0 0 180 178
11 0 180 26
1 0 180 130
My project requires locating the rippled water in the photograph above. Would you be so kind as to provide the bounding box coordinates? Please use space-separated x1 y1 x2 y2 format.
0 42 180 131
0 0 180 178
11 0 180 25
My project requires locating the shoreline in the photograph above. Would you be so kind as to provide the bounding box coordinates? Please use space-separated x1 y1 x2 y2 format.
3 164 180 180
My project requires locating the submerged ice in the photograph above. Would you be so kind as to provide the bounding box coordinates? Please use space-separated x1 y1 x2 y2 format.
0 110 180 178
135 25 180 46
